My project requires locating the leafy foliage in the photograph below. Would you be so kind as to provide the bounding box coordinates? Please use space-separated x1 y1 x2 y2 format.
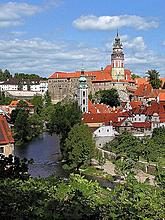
44 90 52 107
0 154 30 180
146 69 162 89
0 69 12 81
0 173 165 219
14 109 32 145
31 95 44 115
105 129 165 163
95 89 120 107
48 100 82 154
0 91 14 105
105 132 142 161
63 124 95 171
14 72 41 79
131 73 141 79
28 113 43 137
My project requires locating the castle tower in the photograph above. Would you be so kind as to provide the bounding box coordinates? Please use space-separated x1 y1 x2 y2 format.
78 68 88 113
111 31 125 80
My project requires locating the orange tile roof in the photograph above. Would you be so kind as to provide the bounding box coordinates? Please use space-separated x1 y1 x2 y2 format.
49 65 134 83
132 122 151 128
160 78 165 87
82 112 119 124
130 101 142 109
159 92 165 101
9 100 34 107
135 77 149 86
134 84 152 97
88 100 113 114
0 115 14 144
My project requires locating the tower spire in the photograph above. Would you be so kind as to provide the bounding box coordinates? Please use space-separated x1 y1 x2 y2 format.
117 28 119 37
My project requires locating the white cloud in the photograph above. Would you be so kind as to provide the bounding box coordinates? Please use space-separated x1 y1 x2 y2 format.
0 37 164 77
0 2 40 28
73 15 159 31
105 35 146 52
123 36 146 52
0 38 106 76
0 1 61 28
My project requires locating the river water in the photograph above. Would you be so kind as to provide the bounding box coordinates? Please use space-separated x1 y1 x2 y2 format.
14 132 114 188
14 132 65 178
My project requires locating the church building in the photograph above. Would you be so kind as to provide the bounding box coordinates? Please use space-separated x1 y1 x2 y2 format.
48 32 135 103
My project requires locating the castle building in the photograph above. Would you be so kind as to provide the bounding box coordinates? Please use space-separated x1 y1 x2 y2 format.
48 32 135 103
111 30 125 80
78 68 88 113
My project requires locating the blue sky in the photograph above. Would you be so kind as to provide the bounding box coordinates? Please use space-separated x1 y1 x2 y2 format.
0 0 165 77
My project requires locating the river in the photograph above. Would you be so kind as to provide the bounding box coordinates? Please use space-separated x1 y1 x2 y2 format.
14 132 114 188
14 132 66 178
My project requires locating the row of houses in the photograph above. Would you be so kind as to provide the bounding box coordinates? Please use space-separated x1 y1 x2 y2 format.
83 95 165 148
0 78 48 99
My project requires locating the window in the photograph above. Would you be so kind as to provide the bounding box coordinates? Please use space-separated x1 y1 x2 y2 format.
83 107 86 112
107 129 109 132
83 91 85 97
0 147 4 154
83 99 85 104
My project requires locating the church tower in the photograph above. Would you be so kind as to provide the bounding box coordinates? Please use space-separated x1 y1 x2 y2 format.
111 31 125 80
78 68 88 113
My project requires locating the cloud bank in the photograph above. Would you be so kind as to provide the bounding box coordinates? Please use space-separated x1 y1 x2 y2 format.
73 15 159 31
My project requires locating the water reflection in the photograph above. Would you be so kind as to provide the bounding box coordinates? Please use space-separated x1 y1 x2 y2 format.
14 132 65 178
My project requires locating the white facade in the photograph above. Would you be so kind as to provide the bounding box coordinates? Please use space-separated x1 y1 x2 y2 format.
78 73 88 113
94 125 118 137
93 125 119 148
40 80 48 93
0 79 48 93
133 114 146 122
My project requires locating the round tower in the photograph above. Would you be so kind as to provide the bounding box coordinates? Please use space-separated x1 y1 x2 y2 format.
78 68 88 113
111 31 125 80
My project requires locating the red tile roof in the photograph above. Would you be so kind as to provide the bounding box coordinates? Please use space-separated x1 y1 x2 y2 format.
9 100 34 108
135 77 149 86
0 115 14 144
88 100 113 114
134 84 152 97
158 92 165 102
49 65 134 83
130 101 142 109
132 122 151 128
82 112 118 124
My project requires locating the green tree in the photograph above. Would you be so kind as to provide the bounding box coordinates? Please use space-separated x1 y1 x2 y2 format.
0 154 30 180
0 69 12 80
41 104 54 122
0 173 165 219
31 95 43 115
131 73 141 79
63 124 95 171
11 101 29 123
44 90 52 107
0 91 14 105
16 100 29 108
146 69 162 89
11 108 21 123
14 109 31 145
95 89 120 107
14 73 41 79
105 132 142 161
49 100 82 154
28 113 43 137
